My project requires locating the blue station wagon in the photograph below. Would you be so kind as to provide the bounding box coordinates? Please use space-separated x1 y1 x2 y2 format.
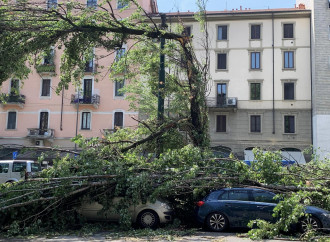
195 188 330 232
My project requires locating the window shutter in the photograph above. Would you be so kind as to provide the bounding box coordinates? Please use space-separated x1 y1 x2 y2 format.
114 112 123 128
217 54 227 69
42 79 51 96
7 112 16 129
216 115 226 132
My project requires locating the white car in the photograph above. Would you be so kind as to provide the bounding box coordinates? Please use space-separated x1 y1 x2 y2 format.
0 160 41 183
77 198 174 228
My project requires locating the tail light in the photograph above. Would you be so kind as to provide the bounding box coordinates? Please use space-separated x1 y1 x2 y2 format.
196 201 205 207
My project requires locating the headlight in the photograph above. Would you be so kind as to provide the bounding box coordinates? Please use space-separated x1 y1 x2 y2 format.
160 203 172 210
321 213 330 218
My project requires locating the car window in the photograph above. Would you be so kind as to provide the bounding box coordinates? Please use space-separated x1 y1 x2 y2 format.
0 163 9 173
253 191 276 203
31 163 41 172
219 190 250 201
12 162 27 172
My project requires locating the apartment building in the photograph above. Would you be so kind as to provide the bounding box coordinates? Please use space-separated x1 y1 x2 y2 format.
167 5 312 160
0 0 313 161
0 0 158 152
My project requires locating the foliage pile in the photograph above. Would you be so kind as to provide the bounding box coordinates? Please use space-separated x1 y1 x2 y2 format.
0 135 329 241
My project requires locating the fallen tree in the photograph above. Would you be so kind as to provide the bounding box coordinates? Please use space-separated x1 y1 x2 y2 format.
0 142 329 240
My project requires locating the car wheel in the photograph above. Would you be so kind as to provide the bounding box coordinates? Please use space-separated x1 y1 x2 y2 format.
300 216 322 232
137 210 160 229
206 212 228 232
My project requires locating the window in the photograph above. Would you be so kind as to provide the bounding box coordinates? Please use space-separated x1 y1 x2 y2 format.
85 59 94 72
250 52 260 69
115 48 125 62
39 111 49 135
217 25 227 40
115 80 125 97
12 162 27 172
81 112 91 130
47 0 57 9
7 111 17 130
0 163 9 173
219 190 250 201
114 112 123 129
43 48 54 65
87 0 97 8
253 191 276 203
251 24 261 39
250 115 261 133
117 0 128 9
250 83 261 100
182 26 191 36
284 115 295 133
217 53 227 70
10 79 19 95
83 79 93 103
284 82 294 100
283 23 294 38
41 79 51 97
284 51 294 69
216 115 226 132
217 83 227 106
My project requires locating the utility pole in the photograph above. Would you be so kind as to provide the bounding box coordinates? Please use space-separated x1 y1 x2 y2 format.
157 14 166 156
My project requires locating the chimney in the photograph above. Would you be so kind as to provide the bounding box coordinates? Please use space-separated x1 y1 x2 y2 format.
298 3 306 9
240 6 242 10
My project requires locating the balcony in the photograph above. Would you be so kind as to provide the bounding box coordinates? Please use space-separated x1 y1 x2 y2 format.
71 94 100 108
0 94 25 108
27 128 55 139
206 97 238 110
36 64 55 74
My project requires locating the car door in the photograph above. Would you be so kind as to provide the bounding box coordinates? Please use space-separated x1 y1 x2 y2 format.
248 190 277 223
0 163 10 183
218 190 254 227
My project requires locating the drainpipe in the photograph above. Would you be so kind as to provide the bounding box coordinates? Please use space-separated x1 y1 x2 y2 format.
75 87 80 151
272 13 275 134
309 14 313 147
60 86 64 131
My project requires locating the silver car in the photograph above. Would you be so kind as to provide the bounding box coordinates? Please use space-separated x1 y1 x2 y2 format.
77 198 174 228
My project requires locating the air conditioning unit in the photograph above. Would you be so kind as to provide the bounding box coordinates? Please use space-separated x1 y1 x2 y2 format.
35 140 44 146
226 97 237 106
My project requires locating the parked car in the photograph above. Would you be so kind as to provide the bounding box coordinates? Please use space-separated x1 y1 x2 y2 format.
77 198 174 229
195 187 330 232
0 160 41 183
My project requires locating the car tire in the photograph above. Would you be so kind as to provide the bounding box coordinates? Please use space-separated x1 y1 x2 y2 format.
300 215 322 232
137 210 160 229
206 212 228 232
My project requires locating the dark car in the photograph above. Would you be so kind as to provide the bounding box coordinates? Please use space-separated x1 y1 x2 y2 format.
195 188 330 232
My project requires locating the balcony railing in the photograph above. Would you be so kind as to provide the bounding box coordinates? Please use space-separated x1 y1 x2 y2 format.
85 62 97 73
36 64 55 73
71 94 100 108
206 97 238 109
0 94 25 107
27 128 55 139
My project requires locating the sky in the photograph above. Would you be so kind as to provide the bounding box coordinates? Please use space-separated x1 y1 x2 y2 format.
157 0 297 13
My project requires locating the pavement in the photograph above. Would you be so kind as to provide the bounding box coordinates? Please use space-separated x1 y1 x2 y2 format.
0 231 301 242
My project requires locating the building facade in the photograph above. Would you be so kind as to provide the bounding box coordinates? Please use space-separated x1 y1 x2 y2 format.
168 6 312 160
0 0 158 152
0 1 313 162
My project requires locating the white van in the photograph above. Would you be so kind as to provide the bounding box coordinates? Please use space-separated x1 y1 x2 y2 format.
0 160 41 183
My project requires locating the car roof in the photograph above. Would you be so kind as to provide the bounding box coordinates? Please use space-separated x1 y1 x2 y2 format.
213 187 270 192
0 160 35 163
